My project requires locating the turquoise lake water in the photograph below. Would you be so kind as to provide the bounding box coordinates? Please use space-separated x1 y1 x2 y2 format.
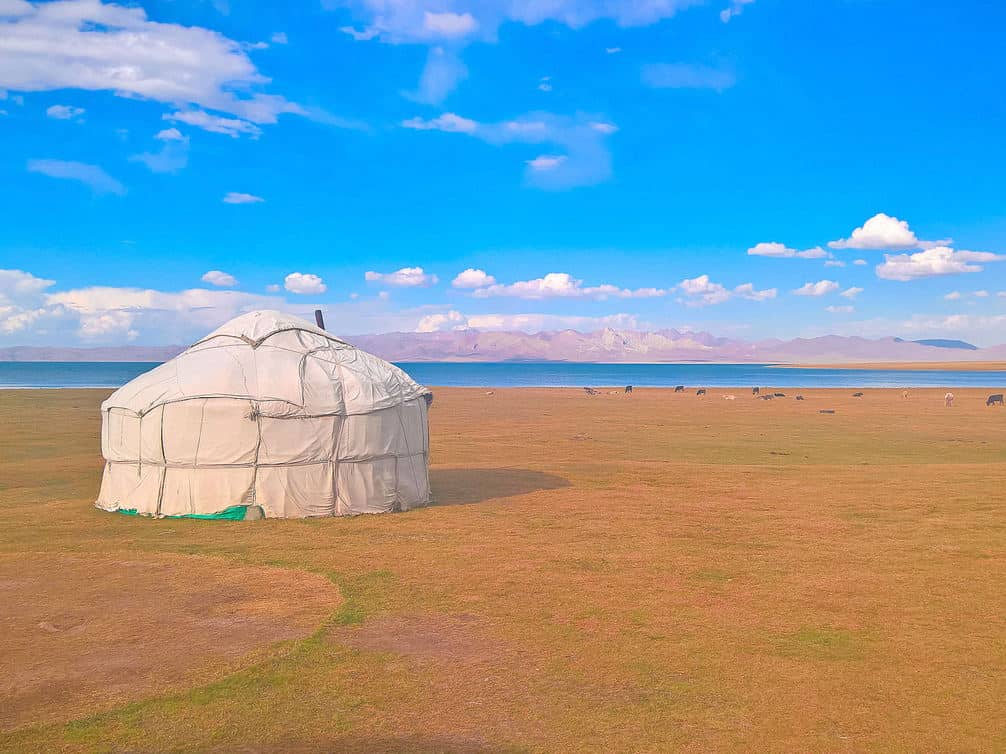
1 361 1004 389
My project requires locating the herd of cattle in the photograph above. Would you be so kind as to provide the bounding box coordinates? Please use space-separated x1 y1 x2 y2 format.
581 386 1006 406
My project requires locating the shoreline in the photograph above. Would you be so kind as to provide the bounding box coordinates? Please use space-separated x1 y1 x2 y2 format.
771 361 1006 372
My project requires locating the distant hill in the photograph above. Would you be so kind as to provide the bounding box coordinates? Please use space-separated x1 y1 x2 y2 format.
3 330 1004 364
912 339 979 351
0 345 185 362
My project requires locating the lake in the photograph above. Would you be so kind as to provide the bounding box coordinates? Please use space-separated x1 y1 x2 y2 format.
1 361 1005 389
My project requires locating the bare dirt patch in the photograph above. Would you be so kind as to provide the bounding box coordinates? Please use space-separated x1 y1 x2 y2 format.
335 613 501 664
0 552 340 731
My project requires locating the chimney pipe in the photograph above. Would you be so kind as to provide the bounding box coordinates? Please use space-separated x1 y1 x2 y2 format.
314 309 326 330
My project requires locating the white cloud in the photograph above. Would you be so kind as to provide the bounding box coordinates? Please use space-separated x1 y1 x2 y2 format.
676 275 775 306
472 272 665 300
974 289 990 298
416 309 465 332
526 154 566 171
284 272 326 295
825 305 854 314
824 260 845 267
944 291 961 300
27 159 124 195
401 112 477 133
331 1 699 43
829 213 922 250
538 77 552 92
330 1 699 101
677 275 729 306
339 25 380 41
747 242 829 259
45 104 84 120
131 129 189 173
165 110 262 139
365 267 439 287
720 0 756 23
0 1 33 18
642 63 735 91
402 111 617 189
422 11 478 37
605 47 622 54
35 285 285 342
876 246 1005 281
451 268 496 288
222 192 264 204
0 1 306 130
793 280 840 296
732 282 777 302
893 313 1006 342
0 268 55 306
201 270 238 287
0 271 481 344
78 310 138 340
841 286 863 299
270 31 288 44
854 259 868 265
408 46 468 104
155 127 185 141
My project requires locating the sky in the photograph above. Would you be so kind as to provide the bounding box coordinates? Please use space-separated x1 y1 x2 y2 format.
2 0 1006 347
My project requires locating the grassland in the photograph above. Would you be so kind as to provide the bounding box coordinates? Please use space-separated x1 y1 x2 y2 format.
1 387 1004 753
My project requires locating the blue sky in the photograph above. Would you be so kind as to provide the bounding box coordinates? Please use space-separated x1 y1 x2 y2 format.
2 0 1006 346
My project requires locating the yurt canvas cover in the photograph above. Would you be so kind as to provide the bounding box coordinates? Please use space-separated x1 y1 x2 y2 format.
96 310 432 519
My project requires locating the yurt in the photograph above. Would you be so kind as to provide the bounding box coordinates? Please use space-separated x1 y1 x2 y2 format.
96 310 432 519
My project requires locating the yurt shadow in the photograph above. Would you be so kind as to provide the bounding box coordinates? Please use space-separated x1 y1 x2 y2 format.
429 468 570 506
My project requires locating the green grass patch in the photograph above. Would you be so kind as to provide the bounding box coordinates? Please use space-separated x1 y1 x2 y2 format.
776 626 870 661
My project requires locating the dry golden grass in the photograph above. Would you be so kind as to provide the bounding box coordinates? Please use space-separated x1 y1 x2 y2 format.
1 387 1004 753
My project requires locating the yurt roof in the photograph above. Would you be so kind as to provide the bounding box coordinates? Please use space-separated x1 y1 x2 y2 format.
101 310 429 417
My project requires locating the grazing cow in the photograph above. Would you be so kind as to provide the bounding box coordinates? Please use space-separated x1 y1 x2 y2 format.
758 394 774 400
752 387 760 395
773 392 786 398
584 387 600 396
697 389 707 396
625 385 633 394
723 395 736 401
945 392 955 407
674 385 685 393
987 394 1004 406
819 409 836 414
795 395 805 401
486 391 495 396
852 392 864 398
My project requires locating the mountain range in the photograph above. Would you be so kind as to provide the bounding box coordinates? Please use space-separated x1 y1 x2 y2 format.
2 329 1005 363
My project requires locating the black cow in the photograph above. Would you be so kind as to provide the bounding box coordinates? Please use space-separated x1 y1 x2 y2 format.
674 385 685 393
696 389 707 396
583 387 600 396
852 392 864 398
752 387 760 395
758 394 774 400
625 385 633 394
987 394 1004 406
773 392 786 398
819 409 836 414
795 395 805 401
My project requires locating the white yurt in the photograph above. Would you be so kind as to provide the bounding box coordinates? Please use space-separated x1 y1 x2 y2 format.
96 310 432 519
